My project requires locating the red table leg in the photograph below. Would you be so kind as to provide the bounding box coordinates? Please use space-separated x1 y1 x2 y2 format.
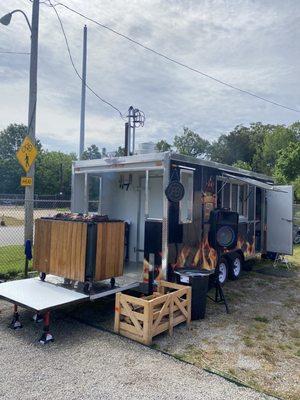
39 311 54 344
9 304 23 330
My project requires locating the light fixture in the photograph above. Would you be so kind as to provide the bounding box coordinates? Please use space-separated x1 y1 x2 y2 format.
0 9 32 31
0 13 12 26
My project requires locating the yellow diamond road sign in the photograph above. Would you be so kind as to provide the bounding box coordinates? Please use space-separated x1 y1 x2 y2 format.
16 136 38 173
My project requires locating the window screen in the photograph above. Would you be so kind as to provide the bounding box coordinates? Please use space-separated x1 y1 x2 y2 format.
239 185 248 217
223 183 230 209
231 184 238 211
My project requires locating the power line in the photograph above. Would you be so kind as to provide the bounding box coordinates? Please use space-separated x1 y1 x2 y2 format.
49 1 300 114
0 50 30 55
48 0 125 119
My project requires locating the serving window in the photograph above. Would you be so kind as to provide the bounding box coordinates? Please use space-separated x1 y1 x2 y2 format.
179 169 194 224
217 178 248 219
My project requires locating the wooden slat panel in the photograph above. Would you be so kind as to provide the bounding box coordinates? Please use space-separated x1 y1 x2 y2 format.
33 219 52 273
95 222 125 281
49 221 87 282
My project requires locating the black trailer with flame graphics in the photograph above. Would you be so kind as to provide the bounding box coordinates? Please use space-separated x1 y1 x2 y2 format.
72 152 294 289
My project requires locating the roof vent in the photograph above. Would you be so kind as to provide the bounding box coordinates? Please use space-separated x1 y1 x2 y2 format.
136 142 157 155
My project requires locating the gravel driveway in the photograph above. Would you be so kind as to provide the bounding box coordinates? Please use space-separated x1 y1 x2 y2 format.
0 301 273 400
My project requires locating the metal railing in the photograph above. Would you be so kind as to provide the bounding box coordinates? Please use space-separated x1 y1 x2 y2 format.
0 198 98 279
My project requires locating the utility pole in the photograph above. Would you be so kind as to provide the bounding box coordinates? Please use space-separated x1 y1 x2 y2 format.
125 106 145 155
79 25 87 159
127 106 133 155
24 0 39 245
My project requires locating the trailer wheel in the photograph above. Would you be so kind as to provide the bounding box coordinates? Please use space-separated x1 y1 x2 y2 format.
217 258 228 286
228 253 243 280
39 272 46 281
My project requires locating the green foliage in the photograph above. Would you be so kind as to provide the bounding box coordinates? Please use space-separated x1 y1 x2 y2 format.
1 120 299 199
115 146 126 156
173 127 209 157
0 123 41 160
0 124 75 197
82 144 102 160
207 121 300 179
208 123 272 169
233 160 252 170
274 141 300 183
255 125 298 174
274 142 300 201
35 151 76 197
156 140 172 152
293 177 300 202
0 124 42 194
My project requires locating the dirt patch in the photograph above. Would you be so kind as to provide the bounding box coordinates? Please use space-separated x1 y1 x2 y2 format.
154 264 300 400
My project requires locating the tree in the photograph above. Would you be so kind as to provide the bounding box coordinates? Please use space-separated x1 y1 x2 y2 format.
208 123 269 168
274 141 300 183
173 127 209 157
255 124 298 175
35 151 77 197
293 177 300 202
0 123 42 159
156 140 172 152
233 160 252 171
0 124 42 194
82 144 101 160
115 146 126 156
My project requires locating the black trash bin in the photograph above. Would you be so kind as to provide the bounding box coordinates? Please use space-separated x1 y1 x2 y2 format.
174 268 215 320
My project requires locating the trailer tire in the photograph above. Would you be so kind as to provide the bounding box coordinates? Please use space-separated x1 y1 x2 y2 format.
217 258 228 286
228 253 243 280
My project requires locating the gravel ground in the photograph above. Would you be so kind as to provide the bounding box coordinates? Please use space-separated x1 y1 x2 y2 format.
0 301 272 400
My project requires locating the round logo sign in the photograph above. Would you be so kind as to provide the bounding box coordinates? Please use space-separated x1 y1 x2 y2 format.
165 181 185 202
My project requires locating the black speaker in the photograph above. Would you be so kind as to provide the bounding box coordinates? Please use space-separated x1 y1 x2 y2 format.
144 220 162 254
208 209 238 250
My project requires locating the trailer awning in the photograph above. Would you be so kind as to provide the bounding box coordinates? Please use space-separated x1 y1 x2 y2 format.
222 173 286 192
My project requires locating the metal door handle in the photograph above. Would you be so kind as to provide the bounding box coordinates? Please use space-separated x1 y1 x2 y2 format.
281 218 292 223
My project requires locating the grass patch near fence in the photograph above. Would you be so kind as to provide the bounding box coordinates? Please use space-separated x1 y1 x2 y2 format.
0 216 24 226
0 245 32 278
287 244 300 267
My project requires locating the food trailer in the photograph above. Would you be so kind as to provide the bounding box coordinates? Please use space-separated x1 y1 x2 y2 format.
0 151 294 343
72 151 293 287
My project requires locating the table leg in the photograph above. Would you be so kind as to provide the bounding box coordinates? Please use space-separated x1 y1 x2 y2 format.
39 311 54 344
10 304 23 330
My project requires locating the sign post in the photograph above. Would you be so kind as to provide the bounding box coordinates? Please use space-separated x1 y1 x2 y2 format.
16 135 38 278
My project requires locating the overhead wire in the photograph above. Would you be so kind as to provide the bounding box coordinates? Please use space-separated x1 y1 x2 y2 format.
47 0 126 119
47 1 300 114
0 50 30 55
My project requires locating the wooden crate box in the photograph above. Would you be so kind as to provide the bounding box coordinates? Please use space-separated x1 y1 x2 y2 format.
114 281 191 345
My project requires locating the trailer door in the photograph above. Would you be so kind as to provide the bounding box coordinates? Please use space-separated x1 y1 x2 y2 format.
266 185 293 255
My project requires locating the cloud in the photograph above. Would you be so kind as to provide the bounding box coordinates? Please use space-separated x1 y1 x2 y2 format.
0 0 299 154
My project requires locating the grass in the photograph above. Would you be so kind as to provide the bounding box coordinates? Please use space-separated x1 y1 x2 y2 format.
0 216 24 227
288 244 300 267
253 316 269 323
0 245 32 278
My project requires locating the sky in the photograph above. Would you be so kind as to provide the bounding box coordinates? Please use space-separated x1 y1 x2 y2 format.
0 0 299 155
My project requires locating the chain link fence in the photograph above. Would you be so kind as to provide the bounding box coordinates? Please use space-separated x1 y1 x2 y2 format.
294 203 300 225
0 197 299 279
0 197 98 279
